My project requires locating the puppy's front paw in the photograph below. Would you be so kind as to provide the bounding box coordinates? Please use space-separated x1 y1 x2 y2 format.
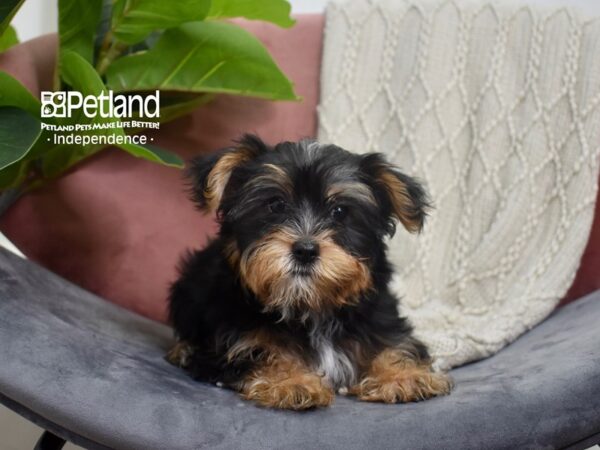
350 349 452 403
242 371 334 410
165 341 194 368
351 369 452 403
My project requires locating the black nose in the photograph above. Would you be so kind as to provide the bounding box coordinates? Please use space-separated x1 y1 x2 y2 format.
292 240 319 264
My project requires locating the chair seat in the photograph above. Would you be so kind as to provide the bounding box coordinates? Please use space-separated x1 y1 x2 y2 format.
0 248 599 450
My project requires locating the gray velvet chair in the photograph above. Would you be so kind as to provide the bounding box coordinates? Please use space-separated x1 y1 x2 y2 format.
1 248 599 449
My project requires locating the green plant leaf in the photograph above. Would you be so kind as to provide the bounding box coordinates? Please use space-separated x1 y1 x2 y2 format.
0 107 41 171
106 21 297 100
0 71 41 117
118 142 184 167
0 25 19 52
0 73 57 179
58 0 103 64
0 106 42 189
111 0 211 45
61 50 107 95
155 92 213 124
0 0 25 35
207 0 294 28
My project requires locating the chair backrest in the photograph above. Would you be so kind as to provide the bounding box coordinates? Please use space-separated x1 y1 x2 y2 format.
562 193 600 305
0 13 596 322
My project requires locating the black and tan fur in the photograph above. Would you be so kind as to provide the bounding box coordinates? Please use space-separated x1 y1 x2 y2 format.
167 135 452 409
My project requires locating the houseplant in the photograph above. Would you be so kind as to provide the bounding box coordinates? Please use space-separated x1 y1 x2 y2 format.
0 0 297 213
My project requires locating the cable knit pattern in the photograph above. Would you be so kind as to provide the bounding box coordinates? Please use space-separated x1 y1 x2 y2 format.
318 0 600 370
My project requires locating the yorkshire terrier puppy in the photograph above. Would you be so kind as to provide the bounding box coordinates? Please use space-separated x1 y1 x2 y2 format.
167 135 452 410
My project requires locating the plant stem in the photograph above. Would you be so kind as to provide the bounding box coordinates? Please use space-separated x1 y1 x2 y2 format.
96 39 127 75
52 54 61 91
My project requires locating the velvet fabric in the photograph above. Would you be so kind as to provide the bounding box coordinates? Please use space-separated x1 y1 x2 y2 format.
0 248 599 449
0 15 324 321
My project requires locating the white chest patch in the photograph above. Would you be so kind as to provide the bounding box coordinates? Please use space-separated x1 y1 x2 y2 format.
309 328 356 389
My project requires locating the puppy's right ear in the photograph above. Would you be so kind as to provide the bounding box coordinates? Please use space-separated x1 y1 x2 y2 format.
188 134 268 212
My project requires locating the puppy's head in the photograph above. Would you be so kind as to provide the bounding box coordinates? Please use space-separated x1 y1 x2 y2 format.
189 135 429 320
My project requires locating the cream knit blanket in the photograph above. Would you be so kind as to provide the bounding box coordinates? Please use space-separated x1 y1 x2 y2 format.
318 0 600 370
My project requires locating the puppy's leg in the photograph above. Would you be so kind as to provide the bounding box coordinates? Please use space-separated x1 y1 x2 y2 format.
350 348 452 403
165 340 194 368
240 354 334 410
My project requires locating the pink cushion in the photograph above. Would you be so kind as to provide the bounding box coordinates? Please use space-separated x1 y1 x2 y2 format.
0 33 57 94
0 15 325 322
561 174 600 305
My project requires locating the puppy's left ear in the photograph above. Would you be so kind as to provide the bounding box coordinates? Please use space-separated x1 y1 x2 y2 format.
188 134 268 212
362 154 430 234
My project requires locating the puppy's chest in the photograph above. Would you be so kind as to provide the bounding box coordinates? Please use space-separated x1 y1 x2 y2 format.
308 330 357 389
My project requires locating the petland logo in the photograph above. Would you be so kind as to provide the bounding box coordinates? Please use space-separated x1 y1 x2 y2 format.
40 90 161 146
41 90 160 119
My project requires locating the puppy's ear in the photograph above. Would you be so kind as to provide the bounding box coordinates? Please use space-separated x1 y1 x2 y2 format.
362 153 430 234
188 134 268 212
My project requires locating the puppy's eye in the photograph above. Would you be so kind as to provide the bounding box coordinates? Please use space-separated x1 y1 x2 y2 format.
331 205 348 221
268 198 287 214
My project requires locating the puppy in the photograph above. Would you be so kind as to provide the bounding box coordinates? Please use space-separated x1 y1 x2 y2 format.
167 135 452 409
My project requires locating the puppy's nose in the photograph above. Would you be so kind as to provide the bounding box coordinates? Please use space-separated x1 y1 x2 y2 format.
292 239 320 264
